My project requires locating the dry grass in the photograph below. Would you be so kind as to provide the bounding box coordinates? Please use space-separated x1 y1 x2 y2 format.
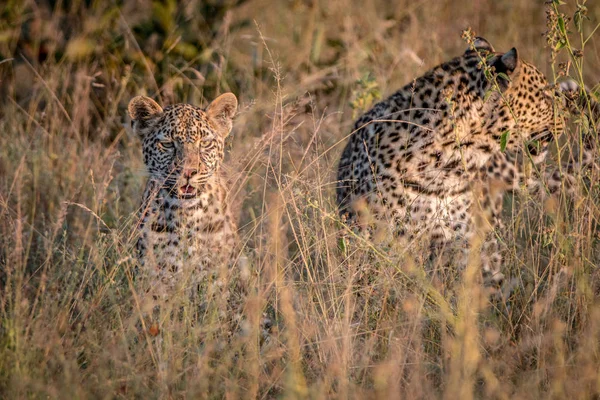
1 0 600 398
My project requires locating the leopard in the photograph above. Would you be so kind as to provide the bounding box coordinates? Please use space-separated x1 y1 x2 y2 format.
336 36 598 293
128 93 241 306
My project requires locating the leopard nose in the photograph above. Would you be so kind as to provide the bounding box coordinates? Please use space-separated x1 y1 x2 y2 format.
182 169 198 179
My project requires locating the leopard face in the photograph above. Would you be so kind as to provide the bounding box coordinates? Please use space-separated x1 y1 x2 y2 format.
129 93 237 202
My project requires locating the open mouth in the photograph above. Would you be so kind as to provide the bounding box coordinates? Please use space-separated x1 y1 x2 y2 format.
178 184 198 199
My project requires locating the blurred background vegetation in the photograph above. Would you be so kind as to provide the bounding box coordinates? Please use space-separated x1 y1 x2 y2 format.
1 0 600 398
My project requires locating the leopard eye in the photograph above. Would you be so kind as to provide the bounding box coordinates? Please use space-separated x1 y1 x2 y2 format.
159 140 174 149
200 139 212 148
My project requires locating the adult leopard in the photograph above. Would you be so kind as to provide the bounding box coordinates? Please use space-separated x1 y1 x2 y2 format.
336 37 596 289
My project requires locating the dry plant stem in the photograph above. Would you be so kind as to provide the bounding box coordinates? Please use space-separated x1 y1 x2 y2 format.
445 182 488 400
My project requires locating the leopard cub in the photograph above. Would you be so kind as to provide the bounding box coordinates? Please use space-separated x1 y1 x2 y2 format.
129 93 240 301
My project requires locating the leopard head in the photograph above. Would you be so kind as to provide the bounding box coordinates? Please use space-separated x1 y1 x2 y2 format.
467 38 564 152
128 93 238 199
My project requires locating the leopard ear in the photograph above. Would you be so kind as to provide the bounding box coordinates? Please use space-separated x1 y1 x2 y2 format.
128 96 163 137
465 36 495 55
206 93 238 137
490 48 520 91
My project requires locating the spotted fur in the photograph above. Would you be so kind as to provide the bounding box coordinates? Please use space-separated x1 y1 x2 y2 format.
336 37 594 287
129 93 239 299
